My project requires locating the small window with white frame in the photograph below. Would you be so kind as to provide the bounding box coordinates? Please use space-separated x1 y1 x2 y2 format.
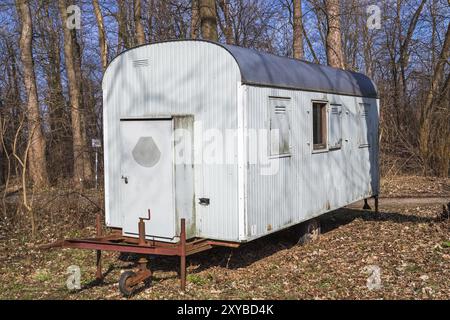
269 97 291 157
312 101 328 151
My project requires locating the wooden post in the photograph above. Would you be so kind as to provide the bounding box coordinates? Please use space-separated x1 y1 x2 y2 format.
180 218 186 291
95 213 102 281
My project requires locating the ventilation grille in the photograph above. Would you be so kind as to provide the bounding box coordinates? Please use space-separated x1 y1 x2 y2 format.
133 59 149 68
274 105 286 114
331 106 340 114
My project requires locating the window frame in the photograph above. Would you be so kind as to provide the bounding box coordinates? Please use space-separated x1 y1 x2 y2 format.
268 96 292 158
312 100 329 152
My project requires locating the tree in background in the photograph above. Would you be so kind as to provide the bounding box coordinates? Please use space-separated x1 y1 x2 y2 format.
218 0 234 45
293 0 304 59
199 0 218 41
0 0 448 201
134 0 146 45
92 0 108 71
116 0 132 50
57 0 91 188
15 0 49 188
419 23 450 177
325 0 345 69
190 0 200 39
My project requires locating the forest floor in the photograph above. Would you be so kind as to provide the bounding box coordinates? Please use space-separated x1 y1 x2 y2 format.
0 175 449 300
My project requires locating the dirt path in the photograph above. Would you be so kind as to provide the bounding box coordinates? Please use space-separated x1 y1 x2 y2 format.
349 196 449 208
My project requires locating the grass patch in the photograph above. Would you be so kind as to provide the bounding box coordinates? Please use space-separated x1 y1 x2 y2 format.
405 264 421 273
187 274 208 286
33 269 51 282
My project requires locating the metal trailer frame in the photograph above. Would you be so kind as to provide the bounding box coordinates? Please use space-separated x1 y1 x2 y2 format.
43 214 239 296
43 196 379 296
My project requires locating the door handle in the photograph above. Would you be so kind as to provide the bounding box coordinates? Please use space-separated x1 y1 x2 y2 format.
121 175 128 184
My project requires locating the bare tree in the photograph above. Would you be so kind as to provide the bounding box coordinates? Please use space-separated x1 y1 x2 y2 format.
293 0 304 59
1 0 448 210
419 23 450 175
218 0 234 45
191 0 200 39
35 1 71 180
58 0 90 188
325 0 345 69
72 26 93 182
15 0 49 188
199 0 218 41
134 0 146 45
117 0 132 50
93 0 109 70
398 0 426 99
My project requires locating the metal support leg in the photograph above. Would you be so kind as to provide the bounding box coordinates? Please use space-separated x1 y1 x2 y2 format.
180 218 186 291
363 199 371 210
374 196 379 214
138 218 146 246
138 209 151 246
95 213 103 281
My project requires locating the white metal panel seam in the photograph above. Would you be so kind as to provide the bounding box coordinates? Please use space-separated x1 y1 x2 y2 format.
237 82 247 241
103 88 110 225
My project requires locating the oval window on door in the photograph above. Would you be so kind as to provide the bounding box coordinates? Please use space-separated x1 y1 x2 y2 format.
132 136 161 167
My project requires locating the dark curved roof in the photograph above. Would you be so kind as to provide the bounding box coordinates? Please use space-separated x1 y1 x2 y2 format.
105 40 377 98
222 44 378 98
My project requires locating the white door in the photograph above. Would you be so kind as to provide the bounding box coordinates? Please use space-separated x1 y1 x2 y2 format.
120 119 175 241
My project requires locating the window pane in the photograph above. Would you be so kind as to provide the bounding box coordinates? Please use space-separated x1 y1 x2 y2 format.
313 105 322 145
313 102 327 149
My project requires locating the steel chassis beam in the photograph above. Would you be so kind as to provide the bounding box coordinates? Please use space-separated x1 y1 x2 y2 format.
42 215 239 293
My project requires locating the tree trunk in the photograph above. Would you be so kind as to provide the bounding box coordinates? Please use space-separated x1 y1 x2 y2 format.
134 0 146 45
15 0 49 188
218 0 234 45
37 2 70 181
147 0 154 42
419 23 450 172
303 26 319 64
293 0 304 59
92 0 108 70
58 0 87 188
199 0 218 41
117 0 131 50
191 0 200 39
325 0 345 69
399 0 426 99
72 27 93 182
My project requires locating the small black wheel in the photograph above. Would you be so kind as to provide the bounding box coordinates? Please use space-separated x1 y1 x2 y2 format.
297 218 321 245
119 271 137 297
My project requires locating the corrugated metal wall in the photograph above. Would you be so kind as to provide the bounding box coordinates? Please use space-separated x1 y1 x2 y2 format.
103 40 380 243
103 41 241 241
244 86 379 241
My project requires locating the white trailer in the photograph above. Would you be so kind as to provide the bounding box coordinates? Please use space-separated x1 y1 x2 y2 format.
102 39 380 245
